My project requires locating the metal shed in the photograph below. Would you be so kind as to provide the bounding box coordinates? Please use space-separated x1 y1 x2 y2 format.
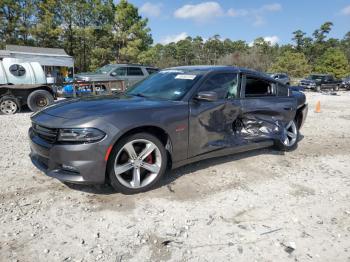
1 45 74 67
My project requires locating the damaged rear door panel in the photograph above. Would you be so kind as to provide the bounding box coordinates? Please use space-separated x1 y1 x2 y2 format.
235 74 297 143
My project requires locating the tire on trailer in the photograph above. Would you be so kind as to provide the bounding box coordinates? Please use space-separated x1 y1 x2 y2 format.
333 85 339 91
27 89 54 112
0 96 20 115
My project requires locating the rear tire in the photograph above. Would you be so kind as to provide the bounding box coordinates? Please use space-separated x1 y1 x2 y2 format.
108 133 168 194
27 89 54 112
0 96 19 115
275 120 299 151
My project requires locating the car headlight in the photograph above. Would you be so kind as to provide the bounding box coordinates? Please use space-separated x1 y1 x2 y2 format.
58 128 105 142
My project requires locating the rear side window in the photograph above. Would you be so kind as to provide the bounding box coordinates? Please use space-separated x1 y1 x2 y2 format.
245 76 275 97
113 67 127 76
127 67 144 76
146 68 159 75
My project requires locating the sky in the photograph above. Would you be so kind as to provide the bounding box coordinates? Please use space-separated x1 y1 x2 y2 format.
128 0 350 45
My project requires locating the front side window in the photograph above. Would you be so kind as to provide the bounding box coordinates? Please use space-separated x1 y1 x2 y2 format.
113 67 127 76
198 73 239 99
244 76 275 97
127 70 203 100
127 67 144 76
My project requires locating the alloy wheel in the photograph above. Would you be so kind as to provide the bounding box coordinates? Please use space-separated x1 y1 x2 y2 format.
0 100 18 115
114 139 162 189
283 121 297 147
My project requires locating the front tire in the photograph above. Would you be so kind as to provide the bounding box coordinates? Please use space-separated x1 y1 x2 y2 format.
108 133 168 194
27 89 54 112
275 120 299 151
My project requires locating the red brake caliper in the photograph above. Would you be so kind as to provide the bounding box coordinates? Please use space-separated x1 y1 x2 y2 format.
145 153 153 164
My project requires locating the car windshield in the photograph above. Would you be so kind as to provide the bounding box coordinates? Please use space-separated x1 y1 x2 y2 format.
126 70 204 100
307 75 326 80
94 65 115 74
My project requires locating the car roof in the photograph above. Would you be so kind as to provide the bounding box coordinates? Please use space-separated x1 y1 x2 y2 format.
310 73 330 76
166 65 273 80
106 64 158 68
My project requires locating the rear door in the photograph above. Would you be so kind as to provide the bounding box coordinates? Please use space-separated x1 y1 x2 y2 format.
239 74 297 141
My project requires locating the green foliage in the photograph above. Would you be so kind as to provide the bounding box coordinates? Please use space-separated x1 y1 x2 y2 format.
314 48 350 78
31 0 62 47
269 51 311 78
114 0 152 63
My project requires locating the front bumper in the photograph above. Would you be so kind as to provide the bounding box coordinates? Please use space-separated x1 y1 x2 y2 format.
298 103 308 129
29 128 108 184
299 83 316 90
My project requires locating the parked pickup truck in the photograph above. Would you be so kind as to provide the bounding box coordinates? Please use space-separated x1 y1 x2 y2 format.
299 74 342 91
0 58 56 115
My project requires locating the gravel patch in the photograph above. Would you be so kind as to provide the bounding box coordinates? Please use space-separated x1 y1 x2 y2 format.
0 92 350 261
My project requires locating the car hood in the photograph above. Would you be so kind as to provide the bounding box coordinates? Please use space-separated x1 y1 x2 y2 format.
39 95 177 119
75 73 110 80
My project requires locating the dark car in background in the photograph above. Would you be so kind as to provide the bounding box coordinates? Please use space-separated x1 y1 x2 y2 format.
29 66 308 194
342 76 350 90
267 73 291 85
300 74 342 91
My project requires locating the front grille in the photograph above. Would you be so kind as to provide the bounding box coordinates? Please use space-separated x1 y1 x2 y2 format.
32 123 58 143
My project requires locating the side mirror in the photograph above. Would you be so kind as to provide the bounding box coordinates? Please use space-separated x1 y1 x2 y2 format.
195 91 218 102
110 72 117 77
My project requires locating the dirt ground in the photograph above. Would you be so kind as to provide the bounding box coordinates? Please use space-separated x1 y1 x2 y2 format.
0 92 350 262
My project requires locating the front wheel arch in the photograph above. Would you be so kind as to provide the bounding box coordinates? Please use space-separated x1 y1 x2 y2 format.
105 126 173 180
107 132 168 194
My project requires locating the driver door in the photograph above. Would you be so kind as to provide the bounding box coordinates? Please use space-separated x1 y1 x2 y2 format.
188 72 242 158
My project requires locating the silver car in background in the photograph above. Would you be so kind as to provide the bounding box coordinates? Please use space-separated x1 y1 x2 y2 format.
75 64 159 88
268 73 291 86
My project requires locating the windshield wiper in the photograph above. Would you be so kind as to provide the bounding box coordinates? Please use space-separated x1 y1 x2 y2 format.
131 93 148 98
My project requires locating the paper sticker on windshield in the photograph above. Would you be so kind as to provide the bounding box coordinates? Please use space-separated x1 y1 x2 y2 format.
160 70 183 74
175 74 197 80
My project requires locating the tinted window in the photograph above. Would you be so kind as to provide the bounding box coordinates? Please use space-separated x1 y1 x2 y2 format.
127 67 144 76
277 83 289 96
199 73 239 99
146 68 159 75
245 77 275 97
113 67 126 76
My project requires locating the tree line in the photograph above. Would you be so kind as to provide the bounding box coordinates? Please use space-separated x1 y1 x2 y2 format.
1 0 349 78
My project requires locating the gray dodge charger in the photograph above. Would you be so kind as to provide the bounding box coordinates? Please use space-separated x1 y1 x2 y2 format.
29 66 308 194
